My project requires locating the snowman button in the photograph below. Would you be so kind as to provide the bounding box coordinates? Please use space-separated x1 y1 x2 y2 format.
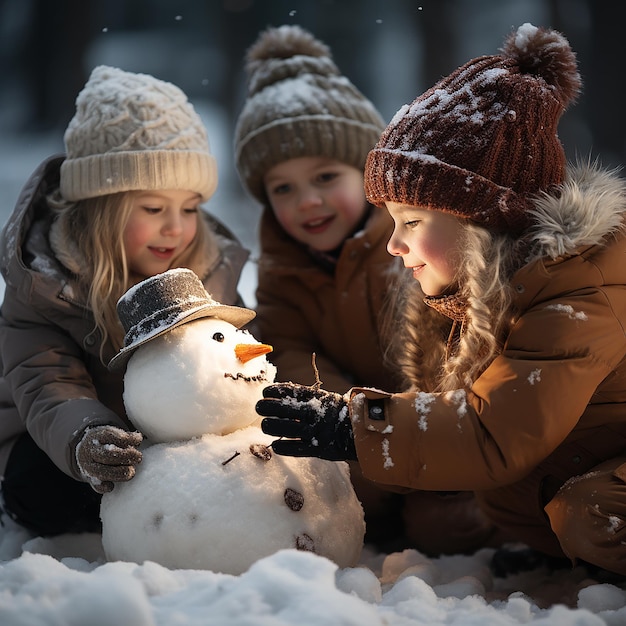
249 443 272 461
295 533 315 553
284 487 304 511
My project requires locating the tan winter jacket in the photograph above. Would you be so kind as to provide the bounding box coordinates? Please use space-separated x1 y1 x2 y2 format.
255 205 403 394
348 164 626 544
0 156 249 480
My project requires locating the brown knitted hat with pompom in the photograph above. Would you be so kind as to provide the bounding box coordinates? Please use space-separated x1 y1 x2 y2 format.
234 24 386 204
364 23 581 235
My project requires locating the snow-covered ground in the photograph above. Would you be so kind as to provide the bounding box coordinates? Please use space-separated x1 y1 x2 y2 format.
1 517 625 625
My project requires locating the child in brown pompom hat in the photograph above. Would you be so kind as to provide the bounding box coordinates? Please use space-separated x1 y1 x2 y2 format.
237 24 502 556
257 23 626 578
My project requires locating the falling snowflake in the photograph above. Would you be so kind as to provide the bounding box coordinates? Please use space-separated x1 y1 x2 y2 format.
528 369 542 385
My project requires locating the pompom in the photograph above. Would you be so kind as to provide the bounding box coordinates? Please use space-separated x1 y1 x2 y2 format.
243 25 337 95
501 22 581 108
246 24 330 66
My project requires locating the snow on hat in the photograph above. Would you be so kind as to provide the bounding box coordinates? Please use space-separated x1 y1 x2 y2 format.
61 66 218 202
234 24 386 203
108 268 255 370
365 23 581 235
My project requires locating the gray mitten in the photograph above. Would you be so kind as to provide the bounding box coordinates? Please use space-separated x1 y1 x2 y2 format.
76 425 143 494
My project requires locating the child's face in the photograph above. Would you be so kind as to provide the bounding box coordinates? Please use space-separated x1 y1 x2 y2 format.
385 202 464 296
264 157 367 252
123 189 201 280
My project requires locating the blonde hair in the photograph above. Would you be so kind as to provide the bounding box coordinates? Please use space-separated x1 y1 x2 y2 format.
50 191 210 357
383 221 522 393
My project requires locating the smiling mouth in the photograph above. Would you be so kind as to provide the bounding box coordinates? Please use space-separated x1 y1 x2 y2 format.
302 215 334 233
224 371 270 383
149 247 175 258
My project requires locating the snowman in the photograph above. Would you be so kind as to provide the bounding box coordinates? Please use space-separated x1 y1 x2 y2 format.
101 268 365 574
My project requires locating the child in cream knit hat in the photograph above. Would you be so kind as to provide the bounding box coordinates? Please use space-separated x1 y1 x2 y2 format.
236 25 498 556
0 66 249 536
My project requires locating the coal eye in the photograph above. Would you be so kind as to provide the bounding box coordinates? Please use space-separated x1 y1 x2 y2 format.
212 332 225 343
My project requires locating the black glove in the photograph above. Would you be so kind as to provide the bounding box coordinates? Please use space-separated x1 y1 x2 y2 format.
76 425 143 494
256 382 357 461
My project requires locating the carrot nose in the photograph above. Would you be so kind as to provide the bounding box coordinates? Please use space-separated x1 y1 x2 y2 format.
235 343 273 364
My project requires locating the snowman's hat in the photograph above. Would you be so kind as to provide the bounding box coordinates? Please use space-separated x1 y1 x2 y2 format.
108 268 256 370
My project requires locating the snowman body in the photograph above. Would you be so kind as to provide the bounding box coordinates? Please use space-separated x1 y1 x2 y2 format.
100 318 365 574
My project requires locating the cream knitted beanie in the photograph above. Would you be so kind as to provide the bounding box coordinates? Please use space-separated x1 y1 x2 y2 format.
234 25 386 204
60 66 218 202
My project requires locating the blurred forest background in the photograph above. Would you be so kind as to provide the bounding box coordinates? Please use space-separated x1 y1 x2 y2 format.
1 0 623 162
0 0 623 303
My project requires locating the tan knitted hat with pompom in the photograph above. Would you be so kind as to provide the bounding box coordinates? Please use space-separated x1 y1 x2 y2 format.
60 66 218 202
364 23 581 235
234 24 386 204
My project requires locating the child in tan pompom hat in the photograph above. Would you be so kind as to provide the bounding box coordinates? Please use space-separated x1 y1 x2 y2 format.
235 24 394 396
235 25 404 551
237 25 501 557
258 23 626 579
0 66 249 537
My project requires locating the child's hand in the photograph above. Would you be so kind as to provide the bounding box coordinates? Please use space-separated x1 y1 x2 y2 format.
256 383 357 461
76 425 143 494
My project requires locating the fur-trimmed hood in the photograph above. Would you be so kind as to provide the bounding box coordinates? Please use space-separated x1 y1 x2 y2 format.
526 162 626 261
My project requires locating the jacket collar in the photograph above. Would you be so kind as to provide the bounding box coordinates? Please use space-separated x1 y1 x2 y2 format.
423 293 467 322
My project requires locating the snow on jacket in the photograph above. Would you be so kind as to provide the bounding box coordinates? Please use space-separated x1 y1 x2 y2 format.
255 204 403 395
348 164 626 546
0 155 249 480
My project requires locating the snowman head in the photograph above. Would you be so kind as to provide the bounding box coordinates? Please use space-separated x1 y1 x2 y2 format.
110 269 276 442
122 317 276 442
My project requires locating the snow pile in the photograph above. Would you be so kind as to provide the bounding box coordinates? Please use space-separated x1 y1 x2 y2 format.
0 524 625 625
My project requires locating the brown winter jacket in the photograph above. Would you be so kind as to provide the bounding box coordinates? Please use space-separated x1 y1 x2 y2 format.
0 155 249 480
348 164 626 546
255 204 402 395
